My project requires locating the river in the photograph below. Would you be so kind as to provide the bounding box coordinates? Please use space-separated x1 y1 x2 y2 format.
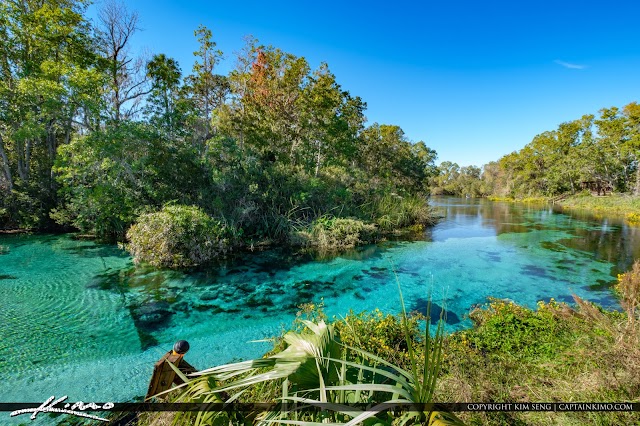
1 197 638 421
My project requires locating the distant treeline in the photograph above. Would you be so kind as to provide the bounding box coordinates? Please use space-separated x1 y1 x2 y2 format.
0 0 438 246
431 102 640 198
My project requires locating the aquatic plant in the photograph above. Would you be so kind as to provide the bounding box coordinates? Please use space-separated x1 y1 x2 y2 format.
616 260 640 333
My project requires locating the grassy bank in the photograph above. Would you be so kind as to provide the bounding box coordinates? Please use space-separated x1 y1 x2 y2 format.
487 196 548 203
557 193 640 220
438 296 639 425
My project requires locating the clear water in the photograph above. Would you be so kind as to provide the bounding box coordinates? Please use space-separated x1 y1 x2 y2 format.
1 197 638 423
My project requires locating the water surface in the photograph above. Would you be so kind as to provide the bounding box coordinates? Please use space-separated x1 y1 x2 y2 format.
1 197 638 422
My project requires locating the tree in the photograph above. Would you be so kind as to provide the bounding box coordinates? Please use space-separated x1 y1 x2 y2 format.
359 124 434 194
0 0 102 227
222 42 310 164
146 53 184 133
299 62 364 176
183 25 228 151
622 102 640 194
53 122 204 240
97 0 150 123
593 107 630 191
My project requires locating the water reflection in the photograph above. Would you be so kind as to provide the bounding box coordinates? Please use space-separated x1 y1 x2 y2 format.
430 197 640 275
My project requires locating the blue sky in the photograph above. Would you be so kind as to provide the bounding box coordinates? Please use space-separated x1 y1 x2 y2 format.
89 0 639 167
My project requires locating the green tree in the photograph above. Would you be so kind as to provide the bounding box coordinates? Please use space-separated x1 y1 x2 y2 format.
146 53 186 134
299 62 365 176
0 0 102 227
622 102 640 194
183 25 229 152
53 122 203 240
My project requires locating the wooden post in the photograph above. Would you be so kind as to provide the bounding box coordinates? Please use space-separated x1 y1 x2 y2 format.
146 340 196 400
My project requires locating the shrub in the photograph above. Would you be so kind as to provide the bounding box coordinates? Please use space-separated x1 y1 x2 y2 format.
626 212 640 224
294 216 378 250
467 298 566 359
333 309 425 369
126 205 236 269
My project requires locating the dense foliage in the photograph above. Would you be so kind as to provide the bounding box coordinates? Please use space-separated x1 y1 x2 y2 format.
485 104 640 198
0 0 438 256
429 103 640 199
293 216 378 251
126 205 235 268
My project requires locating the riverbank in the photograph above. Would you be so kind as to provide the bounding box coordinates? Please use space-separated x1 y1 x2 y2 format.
128 263 639 426
487 195 548 203
557 193 640 219
487 193 640 223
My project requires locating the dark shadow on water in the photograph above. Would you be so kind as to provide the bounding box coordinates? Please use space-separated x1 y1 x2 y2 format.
522 264 551 279
539 295 575 305
59 244 130 259
128 301 174 350
0 274 17 280
583 278 617 292
410 297 461 325
540 241 566 252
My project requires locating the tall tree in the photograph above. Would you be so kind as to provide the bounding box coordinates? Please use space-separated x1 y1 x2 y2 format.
299 63 365 176
97 0 149 123
183 25 228 150
622 102 640 194
146 53 184 133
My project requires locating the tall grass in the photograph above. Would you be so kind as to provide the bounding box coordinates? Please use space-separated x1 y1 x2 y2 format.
372 194 436 232
292 216 379 251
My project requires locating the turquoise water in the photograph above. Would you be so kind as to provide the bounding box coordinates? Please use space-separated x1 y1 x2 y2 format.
1 197 638 422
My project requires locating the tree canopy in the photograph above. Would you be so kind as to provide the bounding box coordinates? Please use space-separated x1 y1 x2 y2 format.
0 0 438 251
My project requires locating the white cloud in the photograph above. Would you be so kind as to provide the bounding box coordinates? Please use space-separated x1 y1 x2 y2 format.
554 60 588 70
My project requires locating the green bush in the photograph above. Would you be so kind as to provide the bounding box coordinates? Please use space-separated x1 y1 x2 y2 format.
294 216 378 250
467 298 567 359
126 205 236 269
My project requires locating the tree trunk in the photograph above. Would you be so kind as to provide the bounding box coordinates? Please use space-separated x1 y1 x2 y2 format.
314 140 321 177
24 138 32 182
